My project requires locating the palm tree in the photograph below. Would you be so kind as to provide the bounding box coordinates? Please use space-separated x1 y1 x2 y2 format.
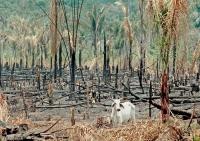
147 0 188 122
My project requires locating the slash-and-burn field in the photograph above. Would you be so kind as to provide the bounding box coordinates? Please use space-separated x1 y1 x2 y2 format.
1 0 200 140
0 69 200 141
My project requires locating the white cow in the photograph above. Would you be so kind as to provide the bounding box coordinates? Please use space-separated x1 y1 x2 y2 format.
110 99 135 126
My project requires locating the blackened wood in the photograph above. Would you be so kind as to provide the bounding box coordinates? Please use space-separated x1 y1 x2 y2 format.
103 32 107 81
59 44 62 77
115 65 118 89
149 81 152 117
54 53 57 82
70 51 76 92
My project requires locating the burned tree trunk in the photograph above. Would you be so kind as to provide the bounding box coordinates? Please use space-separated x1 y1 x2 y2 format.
60 0 84 93
54 53 57 82
161 71 169 122
103 32 107 81
59 44 62 77
19 58 23 70
25 55 28 69
11 63 15 76
70 51 76 91
197 61 200 81
36 67 41 90
115 65 118 89
79 49 82 68
40 46 43 70
31 49 35 72
129 45 132 71
138 60 144 94
94 31 98 72
172 38 177 78
139 0 146 75
50 57 53 72
106 36 111 82
50 0 58 82
149 81 152 118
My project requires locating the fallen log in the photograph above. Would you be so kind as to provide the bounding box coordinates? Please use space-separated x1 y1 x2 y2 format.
36 102 87 108
170 99 200 104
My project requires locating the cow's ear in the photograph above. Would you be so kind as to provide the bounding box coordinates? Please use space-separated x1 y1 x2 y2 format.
111 103 116 107
120 103 124 108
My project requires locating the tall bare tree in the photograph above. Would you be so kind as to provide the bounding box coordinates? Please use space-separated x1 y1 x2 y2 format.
50 0 58 82
61 0 84 91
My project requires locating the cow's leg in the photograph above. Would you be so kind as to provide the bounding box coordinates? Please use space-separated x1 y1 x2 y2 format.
118 115 123 126
133 109 136 121
130 106 136 122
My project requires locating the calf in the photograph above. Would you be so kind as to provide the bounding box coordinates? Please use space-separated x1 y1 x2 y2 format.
110 99 135 126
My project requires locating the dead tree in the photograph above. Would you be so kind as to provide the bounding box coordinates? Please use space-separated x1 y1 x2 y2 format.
50 0 58 83
115 65 119 89
31 48 35 73
59 44 62 77
103 32 107 81
79 49 82 69
103 32 110 82
149 81 152 118
40 46 44 70
54 52 58 82
60 0 84 92
139 0 146 75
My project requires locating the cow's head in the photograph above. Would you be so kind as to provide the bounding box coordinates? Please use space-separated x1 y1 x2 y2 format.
111 99 124 112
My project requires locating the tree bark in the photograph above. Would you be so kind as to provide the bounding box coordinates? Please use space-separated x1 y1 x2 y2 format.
31 49 35 71
19 58 23 70
25 55 28 69
106 37 111 82
115 65 118 89
139 0 146 75
50 56 52 72
129 46 132 71
40 46 43 70
59 44 62 77
79 49 82 68
149 81 152 118
54 53 57 82
161 71 169 122
139 59 144 94
103 32 107 81
70 51 76 91
94 31 98 72
172 38 177 78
